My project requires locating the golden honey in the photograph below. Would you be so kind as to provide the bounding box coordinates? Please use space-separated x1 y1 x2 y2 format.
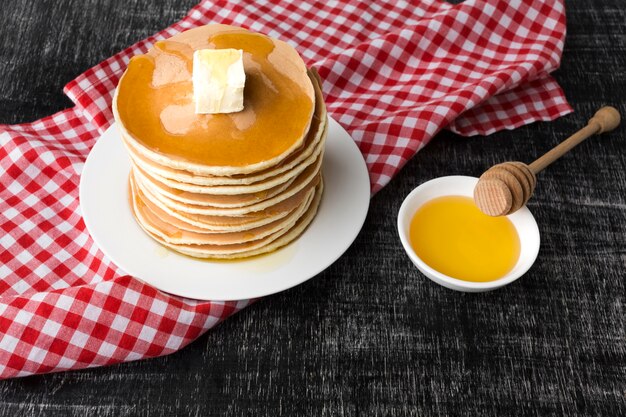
409 196 520 282
115 32 314 167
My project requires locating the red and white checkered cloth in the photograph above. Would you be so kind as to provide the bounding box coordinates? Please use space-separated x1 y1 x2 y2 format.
0 0 571 379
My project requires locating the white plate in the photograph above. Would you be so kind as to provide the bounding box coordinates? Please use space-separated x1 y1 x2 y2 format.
79 118 370 300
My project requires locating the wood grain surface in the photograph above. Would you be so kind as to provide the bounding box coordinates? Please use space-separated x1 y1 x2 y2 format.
1 1 624 416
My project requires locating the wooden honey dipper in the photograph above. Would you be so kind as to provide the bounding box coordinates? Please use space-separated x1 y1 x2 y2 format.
474 106 621 216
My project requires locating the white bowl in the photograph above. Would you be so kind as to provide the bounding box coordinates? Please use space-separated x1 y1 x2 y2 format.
397 176 540 292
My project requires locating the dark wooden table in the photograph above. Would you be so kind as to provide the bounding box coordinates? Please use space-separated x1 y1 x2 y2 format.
1 1 624 416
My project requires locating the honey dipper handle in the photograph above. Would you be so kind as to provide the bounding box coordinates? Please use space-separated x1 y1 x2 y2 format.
528 106 621 174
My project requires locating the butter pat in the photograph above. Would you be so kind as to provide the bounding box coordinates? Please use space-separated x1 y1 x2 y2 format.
192 48 245 114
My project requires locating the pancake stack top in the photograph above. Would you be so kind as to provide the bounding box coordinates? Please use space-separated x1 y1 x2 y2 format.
113 24 327 259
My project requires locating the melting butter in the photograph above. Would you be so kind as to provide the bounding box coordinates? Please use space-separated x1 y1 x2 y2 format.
192 48 245 114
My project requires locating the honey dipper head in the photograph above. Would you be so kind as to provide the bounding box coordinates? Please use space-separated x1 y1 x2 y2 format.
589 106 621 134
473 177 513 217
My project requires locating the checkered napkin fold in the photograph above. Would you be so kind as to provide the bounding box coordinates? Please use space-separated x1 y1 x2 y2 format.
0 0 571 379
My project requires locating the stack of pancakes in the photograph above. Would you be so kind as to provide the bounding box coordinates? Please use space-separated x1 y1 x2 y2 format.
113 25 327 259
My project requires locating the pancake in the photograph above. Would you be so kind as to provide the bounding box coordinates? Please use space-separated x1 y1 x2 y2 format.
128 174 298 233
131 178 316 246
121 78 327 186
128 129 325 195
134 153 323 216
114 24 315 176
143 181 324 259
114 24 327 259
132 163 297 208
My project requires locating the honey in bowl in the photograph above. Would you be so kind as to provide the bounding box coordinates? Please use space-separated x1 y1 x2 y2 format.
409 195 520 282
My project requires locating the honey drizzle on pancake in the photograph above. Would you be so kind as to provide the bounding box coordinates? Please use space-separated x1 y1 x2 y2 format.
115 32 314 168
